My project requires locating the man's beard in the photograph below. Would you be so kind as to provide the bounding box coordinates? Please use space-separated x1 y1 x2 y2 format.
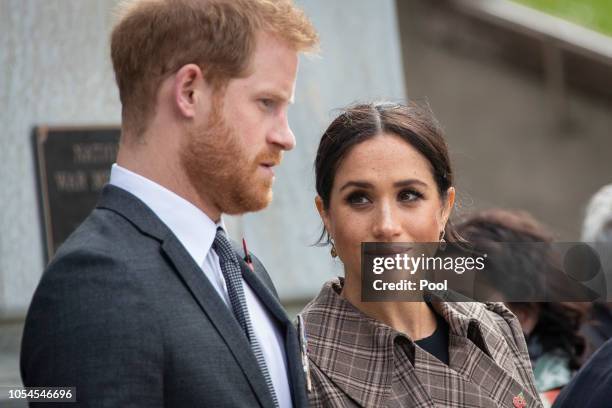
180 106 281 215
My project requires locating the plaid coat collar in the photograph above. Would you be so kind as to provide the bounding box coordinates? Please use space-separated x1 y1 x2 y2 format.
300 278 541 408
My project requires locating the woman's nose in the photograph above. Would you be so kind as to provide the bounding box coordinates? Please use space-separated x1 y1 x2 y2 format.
372 204 402 241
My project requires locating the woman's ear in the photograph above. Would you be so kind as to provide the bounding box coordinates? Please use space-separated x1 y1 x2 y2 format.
315 196 331 234
441 186 456 226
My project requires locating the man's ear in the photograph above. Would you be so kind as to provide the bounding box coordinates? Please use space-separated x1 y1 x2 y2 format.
315 196 331 234
173 64 209 119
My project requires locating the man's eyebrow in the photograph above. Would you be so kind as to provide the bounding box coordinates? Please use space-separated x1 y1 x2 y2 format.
257 88 294 104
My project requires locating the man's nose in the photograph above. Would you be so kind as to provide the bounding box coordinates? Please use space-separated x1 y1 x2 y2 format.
269 114 296 151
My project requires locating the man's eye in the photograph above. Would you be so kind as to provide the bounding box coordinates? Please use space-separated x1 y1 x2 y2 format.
259 99 275 109
398 189 422 202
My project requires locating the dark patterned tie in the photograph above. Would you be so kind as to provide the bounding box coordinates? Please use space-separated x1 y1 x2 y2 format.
213 228 279 407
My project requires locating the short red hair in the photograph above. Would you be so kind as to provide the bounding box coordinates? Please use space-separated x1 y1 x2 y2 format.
110 0 318 137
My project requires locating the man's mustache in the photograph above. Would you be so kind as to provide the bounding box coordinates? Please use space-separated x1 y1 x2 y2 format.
255 150 283 167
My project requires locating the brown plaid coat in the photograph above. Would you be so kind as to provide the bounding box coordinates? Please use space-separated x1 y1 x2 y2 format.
298 279 543 408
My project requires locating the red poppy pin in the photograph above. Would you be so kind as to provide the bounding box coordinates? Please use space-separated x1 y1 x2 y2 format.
242 238 255 272
512 392 527 408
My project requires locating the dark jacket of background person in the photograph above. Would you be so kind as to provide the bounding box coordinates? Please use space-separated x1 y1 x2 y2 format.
580 302 612 359
456 209 589 406
552 338 612 408
581 184 612 359
20 186 308 408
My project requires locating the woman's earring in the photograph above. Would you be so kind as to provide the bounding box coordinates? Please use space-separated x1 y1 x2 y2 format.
330 239 338 258
439 230 447 251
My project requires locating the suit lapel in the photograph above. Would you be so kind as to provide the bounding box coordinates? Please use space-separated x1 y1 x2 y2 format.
238 257 308 408
98 185 275 408
239 258 288 325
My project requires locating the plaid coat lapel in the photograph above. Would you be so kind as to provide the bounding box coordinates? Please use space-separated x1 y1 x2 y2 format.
429 301 542 407
301 280 542 408
432 301 518 373
301 280 395 407
301 281 437 407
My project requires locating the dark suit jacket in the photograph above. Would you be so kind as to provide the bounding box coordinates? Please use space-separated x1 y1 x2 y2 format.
21 185 307 408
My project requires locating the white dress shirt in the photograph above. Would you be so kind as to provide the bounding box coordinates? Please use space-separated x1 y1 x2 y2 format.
109 164 292 407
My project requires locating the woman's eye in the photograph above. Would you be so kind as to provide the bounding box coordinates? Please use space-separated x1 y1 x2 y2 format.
346 192 370 206
398 189 422 202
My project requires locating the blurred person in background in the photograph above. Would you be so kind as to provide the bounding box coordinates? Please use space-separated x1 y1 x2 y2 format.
580 183 612 357
457 209 588 407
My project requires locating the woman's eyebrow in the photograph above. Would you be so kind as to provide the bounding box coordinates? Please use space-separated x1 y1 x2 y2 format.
339 180 373 192
393 179 427 188
339 179 428 192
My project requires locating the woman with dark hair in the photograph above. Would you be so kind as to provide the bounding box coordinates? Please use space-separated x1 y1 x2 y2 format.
298 102 541 407
456 209 588 407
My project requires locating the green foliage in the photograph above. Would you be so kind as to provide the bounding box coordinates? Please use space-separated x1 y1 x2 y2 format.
513 0 612 36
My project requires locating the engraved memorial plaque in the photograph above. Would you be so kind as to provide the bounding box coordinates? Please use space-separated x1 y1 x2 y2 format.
33 127 120 261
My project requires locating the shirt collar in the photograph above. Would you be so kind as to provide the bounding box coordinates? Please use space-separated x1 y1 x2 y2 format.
109 163 223 266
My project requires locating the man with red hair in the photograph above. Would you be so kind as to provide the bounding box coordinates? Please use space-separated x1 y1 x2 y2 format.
21 1 318 406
